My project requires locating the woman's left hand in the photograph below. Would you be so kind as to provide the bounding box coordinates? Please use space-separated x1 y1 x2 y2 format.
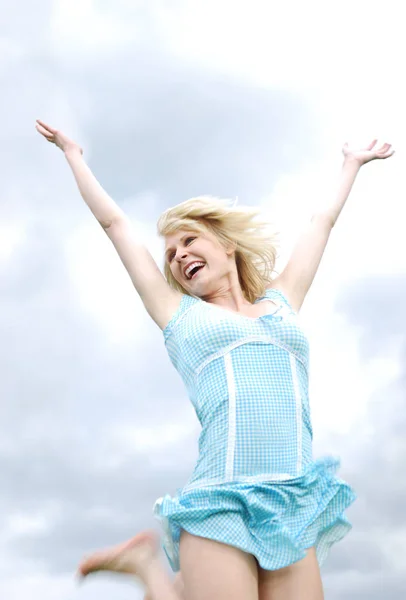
342 140 394 166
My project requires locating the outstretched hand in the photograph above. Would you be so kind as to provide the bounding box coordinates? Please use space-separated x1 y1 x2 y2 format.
342 140 394 166
35 119 83 155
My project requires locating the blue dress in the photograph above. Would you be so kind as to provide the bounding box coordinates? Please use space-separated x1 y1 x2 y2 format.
154 288 356 572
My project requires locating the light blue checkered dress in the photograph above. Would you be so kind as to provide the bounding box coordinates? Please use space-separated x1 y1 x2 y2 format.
154 288 356 572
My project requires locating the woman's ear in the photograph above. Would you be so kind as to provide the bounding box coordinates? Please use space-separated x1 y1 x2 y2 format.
226 240 237 256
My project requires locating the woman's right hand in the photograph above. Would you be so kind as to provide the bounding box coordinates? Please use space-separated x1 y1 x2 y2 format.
36 119 83 155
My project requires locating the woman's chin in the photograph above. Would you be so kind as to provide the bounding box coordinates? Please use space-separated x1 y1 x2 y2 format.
186 280 205 297
182 272 211 297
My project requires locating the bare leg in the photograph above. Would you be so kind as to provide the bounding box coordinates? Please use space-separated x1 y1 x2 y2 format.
179 530 258 600
145 573 185 600
258 547 324 600
78 530 182 600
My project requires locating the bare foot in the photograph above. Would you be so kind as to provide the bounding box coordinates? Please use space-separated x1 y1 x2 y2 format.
78 530 159 579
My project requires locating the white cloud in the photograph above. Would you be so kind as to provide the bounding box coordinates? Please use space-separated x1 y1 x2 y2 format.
108 418 198 458
64 220 149 344
50 0 145 53
152 0 402 90
64 188 172 344
307 310 403 441
264 157 405 280
0 222 26 262
383 528 406 572
260 154 404 445
2 2 405 599
4 512 50 538
0 36 25 67
0 575 77 600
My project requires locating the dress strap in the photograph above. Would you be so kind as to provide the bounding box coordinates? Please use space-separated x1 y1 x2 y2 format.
262 287 293 310
163 294 200 339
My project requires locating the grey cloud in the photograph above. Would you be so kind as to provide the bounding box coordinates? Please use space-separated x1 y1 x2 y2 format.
84 59 317 209
2 2 403 599
320 274 406 597
335 274 406 359
0 223 197 574
324 570 406 600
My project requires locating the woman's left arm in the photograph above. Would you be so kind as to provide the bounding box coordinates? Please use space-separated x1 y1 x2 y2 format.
271 140 394 312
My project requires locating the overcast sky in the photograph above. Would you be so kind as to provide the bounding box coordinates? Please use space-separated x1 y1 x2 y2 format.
1 1 405 599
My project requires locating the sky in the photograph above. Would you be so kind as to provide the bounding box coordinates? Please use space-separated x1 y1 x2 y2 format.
1 0 405 598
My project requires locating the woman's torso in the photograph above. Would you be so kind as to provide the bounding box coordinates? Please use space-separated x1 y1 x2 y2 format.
163 288 313 491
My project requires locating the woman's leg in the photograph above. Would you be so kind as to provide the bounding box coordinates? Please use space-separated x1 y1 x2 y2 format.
257 547 324 600
144 573 185 600
179 530 259 600
78 530 182 600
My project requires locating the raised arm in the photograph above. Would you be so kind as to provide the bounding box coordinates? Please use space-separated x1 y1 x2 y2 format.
35 119 181 329
272 140 394 312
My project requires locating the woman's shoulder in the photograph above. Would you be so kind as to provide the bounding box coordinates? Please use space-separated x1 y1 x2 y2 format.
163 294 201 338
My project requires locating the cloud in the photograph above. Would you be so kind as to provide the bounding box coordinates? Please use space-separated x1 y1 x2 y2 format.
1 1 405 600
319 274 406 598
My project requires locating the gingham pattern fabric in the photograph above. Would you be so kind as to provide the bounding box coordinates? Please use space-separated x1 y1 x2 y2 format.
154 288 356 572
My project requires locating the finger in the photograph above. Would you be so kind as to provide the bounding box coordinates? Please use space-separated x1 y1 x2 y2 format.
377 148 395 159
35 123 52 136
366 139 378 151
376 144 392 156
36 119 56 135
35 124 54 141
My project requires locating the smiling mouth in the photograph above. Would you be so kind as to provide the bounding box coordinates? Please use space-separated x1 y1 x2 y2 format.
189 265 204 279
184 262 206 280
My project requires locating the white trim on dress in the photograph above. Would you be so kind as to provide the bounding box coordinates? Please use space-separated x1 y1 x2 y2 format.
224 353 237 480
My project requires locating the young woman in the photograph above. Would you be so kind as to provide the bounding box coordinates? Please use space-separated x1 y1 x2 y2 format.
36 119 393 600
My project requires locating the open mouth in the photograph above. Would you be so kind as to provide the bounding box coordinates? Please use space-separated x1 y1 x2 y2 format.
184 262 206 280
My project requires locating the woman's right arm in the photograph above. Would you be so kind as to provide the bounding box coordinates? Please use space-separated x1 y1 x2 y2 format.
36 120 182 329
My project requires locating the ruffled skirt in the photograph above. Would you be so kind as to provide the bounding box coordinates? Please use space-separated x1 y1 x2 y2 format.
153 456 356 572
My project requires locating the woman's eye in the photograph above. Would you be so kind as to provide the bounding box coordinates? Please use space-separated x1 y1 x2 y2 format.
185 237 195 245
169 252 175 262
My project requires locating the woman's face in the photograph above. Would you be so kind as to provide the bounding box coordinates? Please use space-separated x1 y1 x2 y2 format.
165 228 234 297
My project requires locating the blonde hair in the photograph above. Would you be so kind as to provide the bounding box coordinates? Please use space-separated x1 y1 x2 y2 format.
157 196 279 303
